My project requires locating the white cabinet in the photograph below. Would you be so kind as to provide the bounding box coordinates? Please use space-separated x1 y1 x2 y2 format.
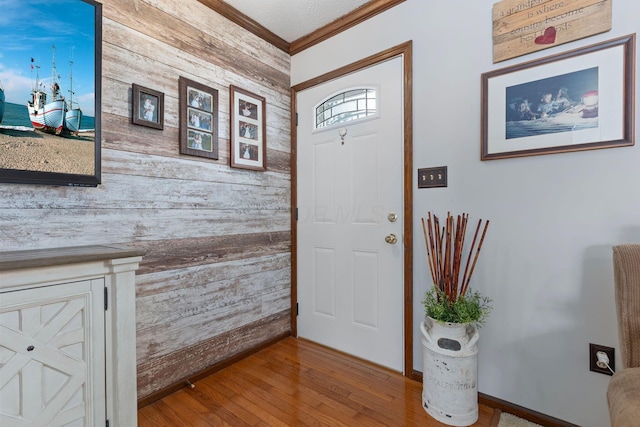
0 245 144 427
1 279 106 426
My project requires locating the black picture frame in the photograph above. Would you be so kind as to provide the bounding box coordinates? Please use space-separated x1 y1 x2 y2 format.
481 34 635 161
0 0 102 187
132 84 164 130
179 76 218 160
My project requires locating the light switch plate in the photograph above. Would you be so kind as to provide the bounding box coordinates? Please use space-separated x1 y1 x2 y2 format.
418 166 447 188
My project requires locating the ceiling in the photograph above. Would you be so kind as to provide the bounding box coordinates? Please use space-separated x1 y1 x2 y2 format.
221 0 371 42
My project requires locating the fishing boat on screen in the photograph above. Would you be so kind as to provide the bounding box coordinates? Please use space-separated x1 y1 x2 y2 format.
0 80 5 125
27 46 81 135
64 59 82 133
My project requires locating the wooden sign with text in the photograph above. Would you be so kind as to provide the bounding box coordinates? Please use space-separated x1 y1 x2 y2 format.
493 0 611 62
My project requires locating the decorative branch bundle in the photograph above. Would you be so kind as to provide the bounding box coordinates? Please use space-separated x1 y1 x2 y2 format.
421 212 489 303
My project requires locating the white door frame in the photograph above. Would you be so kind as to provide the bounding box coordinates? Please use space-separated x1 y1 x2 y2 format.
291 41 414 376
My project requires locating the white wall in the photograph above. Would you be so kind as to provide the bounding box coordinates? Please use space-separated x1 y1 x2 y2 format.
291 1 640 425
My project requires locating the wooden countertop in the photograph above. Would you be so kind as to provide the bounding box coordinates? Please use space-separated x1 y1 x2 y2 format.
0 245 146 271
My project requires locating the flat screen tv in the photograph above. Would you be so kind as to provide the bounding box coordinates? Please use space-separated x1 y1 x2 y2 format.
0 0 102 187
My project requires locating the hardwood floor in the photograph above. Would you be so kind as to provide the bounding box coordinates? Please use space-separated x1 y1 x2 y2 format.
138 337 498 426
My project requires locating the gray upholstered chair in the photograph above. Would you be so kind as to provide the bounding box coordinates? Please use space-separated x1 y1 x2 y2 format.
607 244 640 426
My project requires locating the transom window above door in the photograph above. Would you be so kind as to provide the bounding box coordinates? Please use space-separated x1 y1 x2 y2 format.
315 88 377 129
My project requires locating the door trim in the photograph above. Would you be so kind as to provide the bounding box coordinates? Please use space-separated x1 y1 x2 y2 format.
291 41 413 375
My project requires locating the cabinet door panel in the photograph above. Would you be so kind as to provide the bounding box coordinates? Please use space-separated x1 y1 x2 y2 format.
0 279 105 426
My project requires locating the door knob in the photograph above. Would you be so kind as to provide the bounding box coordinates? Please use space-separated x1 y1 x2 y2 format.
385 234 398 244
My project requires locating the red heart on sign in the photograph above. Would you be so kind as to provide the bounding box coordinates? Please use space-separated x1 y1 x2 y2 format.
535 27 557 44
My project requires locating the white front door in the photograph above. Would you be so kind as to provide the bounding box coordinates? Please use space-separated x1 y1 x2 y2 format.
296 56 404 371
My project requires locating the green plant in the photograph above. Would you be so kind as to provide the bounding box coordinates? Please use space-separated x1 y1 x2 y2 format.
421 212 492 325
422 287 492 325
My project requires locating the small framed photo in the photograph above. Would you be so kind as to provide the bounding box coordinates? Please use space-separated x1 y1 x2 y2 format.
132 84 164 130
179 76 219 159
230 85 266 171
481 34 635 160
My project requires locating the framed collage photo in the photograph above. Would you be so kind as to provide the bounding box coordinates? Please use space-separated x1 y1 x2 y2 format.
481 34 635 160
229 85 266 171
179 76 219 159
132 83 164 130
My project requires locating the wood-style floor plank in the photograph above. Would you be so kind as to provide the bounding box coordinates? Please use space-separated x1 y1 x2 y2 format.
138 337 496 426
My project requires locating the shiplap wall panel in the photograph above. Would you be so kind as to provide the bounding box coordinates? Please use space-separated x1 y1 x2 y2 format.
102 25 291 161
136 311 290 397
103 113 183 157
137 253 290 297
102 16 291 151
131 231 291 275
143 0 290 75
0 0 291 399
102 111 291 172
136 264 291 359
105 1 290 97
103 150 290 187
0 175 289 210
1 208 289 247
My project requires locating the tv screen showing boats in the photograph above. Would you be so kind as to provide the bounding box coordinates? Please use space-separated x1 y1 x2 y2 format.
0 0 102 187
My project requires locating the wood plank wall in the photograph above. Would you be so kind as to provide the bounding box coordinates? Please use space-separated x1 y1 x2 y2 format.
0 0 292 399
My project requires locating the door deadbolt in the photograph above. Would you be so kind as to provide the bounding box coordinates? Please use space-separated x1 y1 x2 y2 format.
387 212 398 222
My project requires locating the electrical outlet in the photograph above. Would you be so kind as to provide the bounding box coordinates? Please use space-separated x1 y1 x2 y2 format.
589 343 615 376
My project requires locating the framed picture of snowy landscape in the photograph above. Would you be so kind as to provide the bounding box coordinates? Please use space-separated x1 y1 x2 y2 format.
0 0 102 186
481 34 635 161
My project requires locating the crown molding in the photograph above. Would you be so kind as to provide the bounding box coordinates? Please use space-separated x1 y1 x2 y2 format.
198 0 405 55
289 0 405 55
197 0 290 52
